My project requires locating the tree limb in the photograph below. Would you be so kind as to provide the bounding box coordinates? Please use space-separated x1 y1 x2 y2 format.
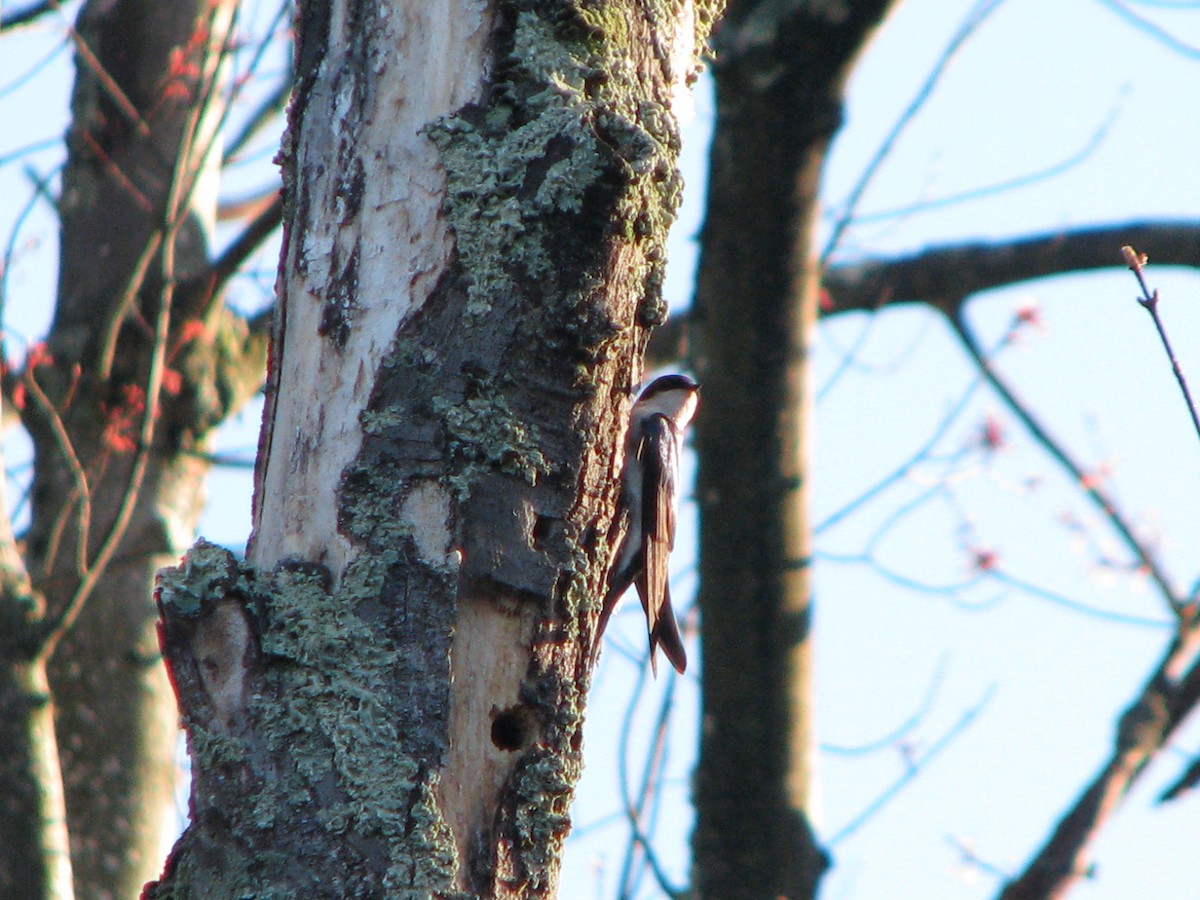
822 221 1200 317
999 617 1200 899
0 1 55 30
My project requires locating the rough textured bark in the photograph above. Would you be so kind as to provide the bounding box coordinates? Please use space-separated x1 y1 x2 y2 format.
0 0 267 897
147 1 722 896
691 2 895 898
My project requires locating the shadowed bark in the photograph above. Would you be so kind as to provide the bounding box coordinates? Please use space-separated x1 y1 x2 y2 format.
691 1 896 897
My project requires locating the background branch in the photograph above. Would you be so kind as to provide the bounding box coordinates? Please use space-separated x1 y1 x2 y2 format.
824 221 1200 316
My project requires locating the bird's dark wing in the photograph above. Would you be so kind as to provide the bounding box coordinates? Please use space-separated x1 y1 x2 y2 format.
634 414 686 674
651 582 687 675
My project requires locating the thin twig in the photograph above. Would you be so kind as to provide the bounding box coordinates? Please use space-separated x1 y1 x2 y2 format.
0 185 44 364
615 660 650 898
96 3 241 376
51 1 152 138
822 656 948 756
617 673 683 900
95 231 164 380
78 128 153 212
42 6 236 656
816 311 884 402
950 309 1182 614
947 835 1012 884
999 616 1200 899
22 365 92 581
629 821 686 900
850 101 1121 227
819 313 1037 552
826 687 995 847
223 79 291 164
205 191 283 309
1094 0 1200 59
0 38 68 101
815 373 981 535
1121 245 1200 447
987 568 1167 629
820 0 1008 265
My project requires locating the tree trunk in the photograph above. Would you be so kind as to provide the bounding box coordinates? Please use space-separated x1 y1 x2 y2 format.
148 1 722 896
691 2 894 897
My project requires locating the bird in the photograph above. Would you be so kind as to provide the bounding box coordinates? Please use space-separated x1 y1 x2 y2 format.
594 373 699 675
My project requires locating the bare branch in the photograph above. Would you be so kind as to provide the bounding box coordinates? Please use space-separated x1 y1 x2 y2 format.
221 1 292 163
815 362 984 535
22 356 91 585
0 178 46 371
204 190 282 308
616 659 683 899
43 4 237 657
987 568 1168 630
0 0 55 30
949 310 1183 613
53 2 151 138
999 617 1200 899
822 657 948 756
0 39 68 102
948 836 1013 885
217 187 278 222
1094 0 1200 59
1121 245 1200 447
850 103 1120 227
619 677 685 899
823 221 1200 317
1159 744 1200 804
821 0 1008 264
95 232 164 380
224 79 291 164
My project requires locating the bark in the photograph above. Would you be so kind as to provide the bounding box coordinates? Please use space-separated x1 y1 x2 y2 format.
148 1 722 896
691 2 895 898
0 0 267 897
0 500 72 899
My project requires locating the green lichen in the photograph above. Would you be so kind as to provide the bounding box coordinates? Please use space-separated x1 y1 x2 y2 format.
559 571 592 624
434 391 551 492
256 563 422 826
508 721 585 881
385 776 460 898
427 8 683 325
268 561 452 888
156 539 251 617
428 100 605 317
173 553 456 894
510 10 595 95
695 0 728 52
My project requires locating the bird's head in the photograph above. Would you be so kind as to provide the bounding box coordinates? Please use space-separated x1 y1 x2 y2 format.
633 374 700 428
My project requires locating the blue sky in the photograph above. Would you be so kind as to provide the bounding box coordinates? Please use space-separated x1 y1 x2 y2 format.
5 1 1200 897
570 2 1200 898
